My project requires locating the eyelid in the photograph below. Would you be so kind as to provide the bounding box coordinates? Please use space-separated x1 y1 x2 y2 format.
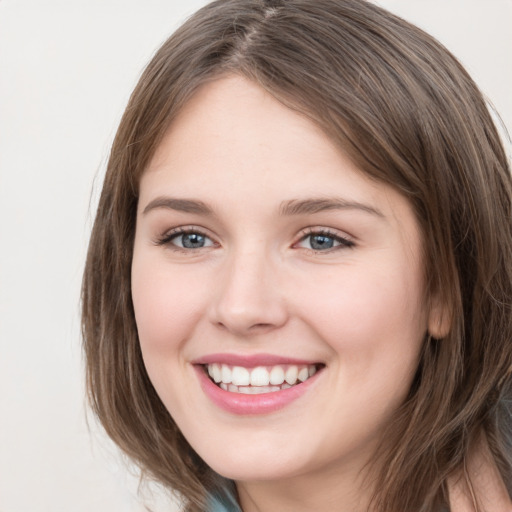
154 225 218 248
294 227 355 252
152 225 354 253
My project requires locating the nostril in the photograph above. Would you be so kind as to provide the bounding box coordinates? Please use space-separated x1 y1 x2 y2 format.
213 320 282 335
250 322 274 330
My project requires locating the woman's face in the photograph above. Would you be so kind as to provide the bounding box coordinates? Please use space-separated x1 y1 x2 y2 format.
132 76 438 485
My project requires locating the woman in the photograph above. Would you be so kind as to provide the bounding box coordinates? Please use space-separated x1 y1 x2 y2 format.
82 1 512 510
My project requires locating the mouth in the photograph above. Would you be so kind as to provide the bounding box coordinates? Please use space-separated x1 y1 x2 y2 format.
203 362 323 395
193 354 325 414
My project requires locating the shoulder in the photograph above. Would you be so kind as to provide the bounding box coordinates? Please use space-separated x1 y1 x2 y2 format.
448 436 512 512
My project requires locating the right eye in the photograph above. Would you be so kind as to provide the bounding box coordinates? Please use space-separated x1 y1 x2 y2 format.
170 231 214 249
157 229 216 250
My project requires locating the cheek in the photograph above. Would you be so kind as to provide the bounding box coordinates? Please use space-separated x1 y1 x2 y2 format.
294 262 426 380
131 253 206 356
130 253 210 414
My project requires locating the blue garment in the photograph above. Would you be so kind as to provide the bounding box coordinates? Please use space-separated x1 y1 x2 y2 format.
207 492 242 512
206 492 450 511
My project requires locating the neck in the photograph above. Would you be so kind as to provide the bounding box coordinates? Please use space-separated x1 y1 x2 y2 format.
236 459 374 512
448 433 511 512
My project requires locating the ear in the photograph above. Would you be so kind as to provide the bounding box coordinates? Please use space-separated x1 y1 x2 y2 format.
427 293 451 339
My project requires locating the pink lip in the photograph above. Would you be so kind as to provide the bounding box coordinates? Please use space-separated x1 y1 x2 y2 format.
192 353 319 367
194 364 322 415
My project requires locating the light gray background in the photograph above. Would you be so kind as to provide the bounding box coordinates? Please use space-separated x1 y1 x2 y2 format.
0 1 510 511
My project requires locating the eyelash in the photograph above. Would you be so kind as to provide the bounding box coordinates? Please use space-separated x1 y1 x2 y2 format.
296 228 355 252
154 226 355 253
154 227 216 252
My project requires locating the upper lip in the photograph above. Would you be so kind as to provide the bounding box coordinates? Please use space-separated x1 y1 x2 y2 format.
191 353 322 367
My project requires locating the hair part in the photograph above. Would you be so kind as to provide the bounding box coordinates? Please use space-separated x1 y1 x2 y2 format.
82 1 512 510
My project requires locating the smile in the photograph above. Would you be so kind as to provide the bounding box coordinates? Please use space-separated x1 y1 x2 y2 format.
193 356 324 415
205 363 319 394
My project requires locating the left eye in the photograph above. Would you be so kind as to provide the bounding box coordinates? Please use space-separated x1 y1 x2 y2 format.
169 231 215 249
297 232 353 251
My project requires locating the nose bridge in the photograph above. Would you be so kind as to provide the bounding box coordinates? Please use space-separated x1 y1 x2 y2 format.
211 243 287 335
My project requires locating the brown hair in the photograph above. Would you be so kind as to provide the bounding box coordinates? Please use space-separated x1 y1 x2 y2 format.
82 0 512 510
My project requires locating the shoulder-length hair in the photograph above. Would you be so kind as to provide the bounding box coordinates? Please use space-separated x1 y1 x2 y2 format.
82 1 512 510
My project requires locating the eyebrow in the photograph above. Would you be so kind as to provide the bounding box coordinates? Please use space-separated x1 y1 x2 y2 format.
142 197 214 216
142 196 384 218
279 197 384 218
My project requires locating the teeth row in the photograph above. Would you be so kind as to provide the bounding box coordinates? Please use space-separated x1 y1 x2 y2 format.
219 383 292 394
207 364 317 387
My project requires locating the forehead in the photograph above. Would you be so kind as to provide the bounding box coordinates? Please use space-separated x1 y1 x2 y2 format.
140 75 414 228
146 77 366 191
148 76 332 170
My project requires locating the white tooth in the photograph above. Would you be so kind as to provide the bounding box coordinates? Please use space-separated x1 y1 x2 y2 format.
250 386 268 394
220 383 228 391
208 365 215 379
251 367 270 386
269 366 285 385
231 366 250 386
285 365 298 385
212 364 222 383
228 384 238 392
270 386 280 392
282 383 291 389
308 365 317 377
221 364 232 384
238 386 252 394
298 367 309 382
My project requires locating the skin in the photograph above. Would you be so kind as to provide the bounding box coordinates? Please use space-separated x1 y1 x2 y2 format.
448 436 512 512
131 75 447 512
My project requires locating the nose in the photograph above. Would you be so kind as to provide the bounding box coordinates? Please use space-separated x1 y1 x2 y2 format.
209 248 289 337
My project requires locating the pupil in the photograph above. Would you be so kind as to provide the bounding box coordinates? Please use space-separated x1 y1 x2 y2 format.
310 235 333 250
182 233 205 248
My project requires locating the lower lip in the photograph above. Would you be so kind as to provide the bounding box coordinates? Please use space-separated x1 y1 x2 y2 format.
194 366 321 415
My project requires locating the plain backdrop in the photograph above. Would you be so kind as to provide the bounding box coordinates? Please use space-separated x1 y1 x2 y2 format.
0 1 510 511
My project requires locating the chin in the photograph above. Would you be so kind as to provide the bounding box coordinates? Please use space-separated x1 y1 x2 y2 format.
195 437 317 483
209 458 302 483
